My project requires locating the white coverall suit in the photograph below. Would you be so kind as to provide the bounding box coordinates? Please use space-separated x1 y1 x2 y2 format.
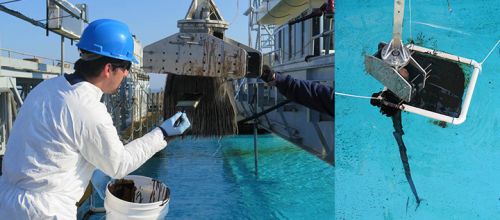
0 75 167 219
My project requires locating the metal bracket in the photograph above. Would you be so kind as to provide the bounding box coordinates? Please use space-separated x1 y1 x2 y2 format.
408 55 430 89
365 55 414 102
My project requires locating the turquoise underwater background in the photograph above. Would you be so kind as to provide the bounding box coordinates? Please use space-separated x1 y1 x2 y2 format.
335 0 499 219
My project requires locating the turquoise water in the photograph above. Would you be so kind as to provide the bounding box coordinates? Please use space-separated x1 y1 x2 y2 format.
81 135 334 219
335 0 499 219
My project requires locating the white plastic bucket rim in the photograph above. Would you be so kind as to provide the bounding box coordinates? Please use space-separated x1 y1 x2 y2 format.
104 175 170 220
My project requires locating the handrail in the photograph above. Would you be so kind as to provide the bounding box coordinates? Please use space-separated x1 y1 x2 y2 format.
0 48 74 66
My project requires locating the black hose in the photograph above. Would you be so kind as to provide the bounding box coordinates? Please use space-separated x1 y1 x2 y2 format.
238 100 292 124
391 111 422 207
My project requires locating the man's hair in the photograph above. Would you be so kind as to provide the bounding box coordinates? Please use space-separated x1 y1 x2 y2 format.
74 50 131 78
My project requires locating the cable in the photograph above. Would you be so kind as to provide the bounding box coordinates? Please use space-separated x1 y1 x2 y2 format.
335 92 380 100
0 0 21 5
480 39 500 65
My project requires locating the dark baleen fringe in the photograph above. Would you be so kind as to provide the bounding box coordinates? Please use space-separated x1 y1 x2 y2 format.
163 74 238 137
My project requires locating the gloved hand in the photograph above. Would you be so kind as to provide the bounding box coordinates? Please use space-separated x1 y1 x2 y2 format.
159 112 191 137
261 64 275 83
370 91 402 117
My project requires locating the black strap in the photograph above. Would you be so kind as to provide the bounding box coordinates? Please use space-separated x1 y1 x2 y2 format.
391 111 422 207
64 73 86 85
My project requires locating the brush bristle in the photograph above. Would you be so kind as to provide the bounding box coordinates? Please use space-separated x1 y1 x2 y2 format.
164 74 238 137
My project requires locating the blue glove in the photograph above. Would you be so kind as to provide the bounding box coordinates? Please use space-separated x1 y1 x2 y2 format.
160 112 191 136
91 169 111 200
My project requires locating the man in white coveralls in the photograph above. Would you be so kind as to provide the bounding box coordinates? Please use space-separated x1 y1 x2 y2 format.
0 19 191 219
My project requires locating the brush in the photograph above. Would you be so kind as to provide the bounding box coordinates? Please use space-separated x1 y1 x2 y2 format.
164 74 238 137
174 93 203 127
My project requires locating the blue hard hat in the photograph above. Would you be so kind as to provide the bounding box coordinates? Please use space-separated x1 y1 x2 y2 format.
77 19 138 63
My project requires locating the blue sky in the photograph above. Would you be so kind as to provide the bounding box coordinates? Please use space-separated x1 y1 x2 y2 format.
0 0 249 65
0 0 249 90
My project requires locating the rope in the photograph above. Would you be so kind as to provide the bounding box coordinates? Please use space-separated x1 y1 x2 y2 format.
335 92 381 100
480 40 500 65
409 0 412 40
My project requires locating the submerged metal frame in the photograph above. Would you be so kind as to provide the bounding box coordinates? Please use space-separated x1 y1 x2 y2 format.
400 44 481 125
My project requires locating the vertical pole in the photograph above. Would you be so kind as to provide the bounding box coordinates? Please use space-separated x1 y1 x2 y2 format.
6 93 12 138
154 93 158 126
46 0 49 36
160 91 164 122
256 24 261 50
146 93 150 130
0 93 6 153
139 85 143 136
253 84 259 176
60 36 64 75
120 80 127 131
248 0 252 47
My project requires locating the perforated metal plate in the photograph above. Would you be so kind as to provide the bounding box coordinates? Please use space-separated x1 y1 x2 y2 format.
365 55 413 102
144 33 247 79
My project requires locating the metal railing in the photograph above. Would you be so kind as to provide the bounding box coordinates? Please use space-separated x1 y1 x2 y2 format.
0 48 73 67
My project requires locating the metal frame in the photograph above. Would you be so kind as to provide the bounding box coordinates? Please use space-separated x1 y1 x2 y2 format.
400 44 482 125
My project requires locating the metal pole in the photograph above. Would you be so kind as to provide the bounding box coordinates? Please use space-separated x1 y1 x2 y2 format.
0 93 5 155
1 93 6 141
252 84 258 176
60 35 64 75
147 93 150 130
256 24 261 50
139 86 143 136
248 0 252 47
120 82 127 130
6 93 12 137
9 78 23 105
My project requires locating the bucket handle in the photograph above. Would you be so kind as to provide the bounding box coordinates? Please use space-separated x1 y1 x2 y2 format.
159 188 170 206
160 199 169 206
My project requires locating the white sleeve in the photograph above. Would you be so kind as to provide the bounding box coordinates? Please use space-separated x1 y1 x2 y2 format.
79 113 167 179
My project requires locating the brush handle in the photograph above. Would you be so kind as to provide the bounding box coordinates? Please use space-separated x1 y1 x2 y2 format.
174 117 183 127
174 110 186 127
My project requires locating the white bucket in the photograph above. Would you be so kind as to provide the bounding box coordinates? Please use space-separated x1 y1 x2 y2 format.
104 175 170 220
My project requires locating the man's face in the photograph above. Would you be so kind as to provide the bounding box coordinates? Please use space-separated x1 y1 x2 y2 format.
111 67 128 92
103 62 130 94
